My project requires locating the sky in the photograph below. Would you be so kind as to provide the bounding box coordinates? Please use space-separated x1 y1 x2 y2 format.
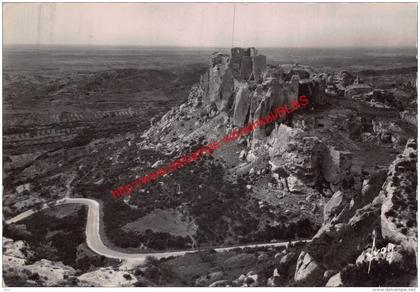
3 3 418 48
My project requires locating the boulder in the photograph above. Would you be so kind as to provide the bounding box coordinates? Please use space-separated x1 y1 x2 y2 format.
195 271 224 286
232 274 246 286
278 251 298 275
325 273 343 287
323 191 347 222
267 268 282 286
279 251 298 266
306 198 382 271
243 271 258 287
286 175 307 193
294 251 325 286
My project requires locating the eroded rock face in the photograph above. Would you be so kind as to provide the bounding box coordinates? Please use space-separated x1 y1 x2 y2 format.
294 251 325 286
306 198 382 271
250 85 264 118
381 139 417 253
201 52 235 111
252 97 271 140
233 83 251 126
321 147 352 185
268 125 328 187
297 140 417 287
352 170 387 211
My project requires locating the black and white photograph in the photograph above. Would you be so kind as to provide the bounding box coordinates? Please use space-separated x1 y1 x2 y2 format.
2 2 418 288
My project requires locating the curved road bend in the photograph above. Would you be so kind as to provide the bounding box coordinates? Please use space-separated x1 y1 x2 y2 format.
8 197 309 262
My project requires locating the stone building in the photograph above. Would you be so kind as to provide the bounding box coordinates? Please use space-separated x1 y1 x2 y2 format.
229 47 267 83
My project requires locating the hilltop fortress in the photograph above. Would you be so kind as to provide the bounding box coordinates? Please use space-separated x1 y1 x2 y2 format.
197 47 403 141
199 47 303 140
3 46 417 287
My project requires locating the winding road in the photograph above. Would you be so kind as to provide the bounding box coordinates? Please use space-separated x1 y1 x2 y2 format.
7 197 309 263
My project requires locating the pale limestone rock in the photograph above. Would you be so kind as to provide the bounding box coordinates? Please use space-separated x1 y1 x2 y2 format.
294 251 325 286
321 147 352 184
269 125 328 187
239 149 247 161
250 85 264 117
287 175 306 193
381 139 417 254
325 273 343 287
201 52 235 111
78 268 136 287
323 191 346 222
233 83 251 126
24 259 76 286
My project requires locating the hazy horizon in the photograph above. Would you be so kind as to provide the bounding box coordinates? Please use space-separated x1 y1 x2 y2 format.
4 44 418 49
4 3 417 48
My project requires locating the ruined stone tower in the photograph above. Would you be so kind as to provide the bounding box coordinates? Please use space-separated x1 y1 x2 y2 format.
229 47 267 83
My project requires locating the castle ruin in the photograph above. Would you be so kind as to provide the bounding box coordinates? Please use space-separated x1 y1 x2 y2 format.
229 47 267 83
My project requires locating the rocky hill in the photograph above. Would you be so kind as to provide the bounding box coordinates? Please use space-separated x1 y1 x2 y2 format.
137 47 417 286
3 47 417 287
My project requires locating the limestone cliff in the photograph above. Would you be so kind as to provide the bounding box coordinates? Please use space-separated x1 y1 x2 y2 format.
139 47 416 287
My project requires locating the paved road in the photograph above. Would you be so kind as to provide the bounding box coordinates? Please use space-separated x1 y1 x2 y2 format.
6 209 36 225
5 203 50 224
7 197 309 262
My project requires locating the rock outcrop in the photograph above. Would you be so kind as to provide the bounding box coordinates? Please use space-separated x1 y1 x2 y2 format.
294 251 325 286
78 268 137 287
321 147 352 185
323 191 347 222
325 273 343 287
381 139 417 254
269 124 340 189
3 237 76 287
295 139 417 287
200 52 235 111
233 83 251 126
